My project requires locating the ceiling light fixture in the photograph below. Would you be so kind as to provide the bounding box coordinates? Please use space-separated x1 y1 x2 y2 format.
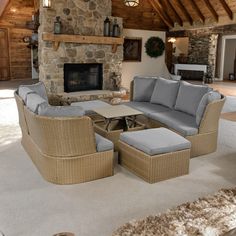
43 0 51 8
124 0 139 7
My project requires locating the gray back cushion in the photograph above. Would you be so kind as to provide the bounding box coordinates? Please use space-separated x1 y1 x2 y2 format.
38 103 85 117
196 91 221 125
18 87 36 103
20 82 48 103
150 77 180 108
26 93 47 113
175 81 209 116
133 76 157 102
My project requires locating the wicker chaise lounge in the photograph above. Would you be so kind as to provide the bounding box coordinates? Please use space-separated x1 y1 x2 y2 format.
15 83 114 185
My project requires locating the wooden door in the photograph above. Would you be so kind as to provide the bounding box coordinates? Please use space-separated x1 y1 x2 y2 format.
0 28 10 81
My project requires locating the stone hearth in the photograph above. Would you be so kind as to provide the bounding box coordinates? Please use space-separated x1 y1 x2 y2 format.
38 0 123 95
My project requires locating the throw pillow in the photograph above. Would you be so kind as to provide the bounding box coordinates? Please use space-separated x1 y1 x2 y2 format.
175 81 209 116
20 81 48 103
150 77 180 108
26 93 47 113
196 91 221 125
18 87 36 103
133 76 157 102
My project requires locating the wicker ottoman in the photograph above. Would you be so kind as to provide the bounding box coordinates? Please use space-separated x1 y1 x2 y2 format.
118 128 191 183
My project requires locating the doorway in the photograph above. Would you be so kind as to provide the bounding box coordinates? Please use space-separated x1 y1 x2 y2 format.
0 28 10 81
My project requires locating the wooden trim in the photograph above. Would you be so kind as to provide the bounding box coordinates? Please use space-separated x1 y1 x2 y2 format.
175 0 193 25
219 0 233 20
202 0 219 22
42 33 124 52
156 0 174 27
165 0 183 26
189 0 205 23
148 0 173 28
0 0 10 19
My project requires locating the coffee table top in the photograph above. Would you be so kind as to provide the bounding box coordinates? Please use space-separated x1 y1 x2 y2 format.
93 105 143 119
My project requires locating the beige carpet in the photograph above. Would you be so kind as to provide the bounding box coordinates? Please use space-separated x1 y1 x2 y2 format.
221 112 236 122
0 91 236 236
113 188 236 236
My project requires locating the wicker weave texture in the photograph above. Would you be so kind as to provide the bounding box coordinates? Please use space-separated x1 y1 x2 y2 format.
15 93 114 185
118 141 190 184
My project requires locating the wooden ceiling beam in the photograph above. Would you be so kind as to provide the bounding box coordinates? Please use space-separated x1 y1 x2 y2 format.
219 0 233 20
0 0 10 19
175 0 193 25
202 0 219 22
156 0 175 27
147 0 174 28
189 0 205 23
165 0 183 26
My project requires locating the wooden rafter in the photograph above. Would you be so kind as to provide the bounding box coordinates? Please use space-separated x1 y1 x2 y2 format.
189 0 205 23
202 0 219 22
219 0 233 20
147 0 173 28
156 0 175 27
165 0 183 26
0 0 10 18
175 0 193 25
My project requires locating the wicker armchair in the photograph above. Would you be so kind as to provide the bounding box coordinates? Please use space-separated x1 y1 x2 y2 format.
15 93 114 185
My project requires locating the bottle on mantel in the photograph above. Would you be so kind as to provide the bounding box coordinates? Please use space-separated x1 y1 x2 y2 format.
112 18 120 37
54 16 62 34
104 17 110 37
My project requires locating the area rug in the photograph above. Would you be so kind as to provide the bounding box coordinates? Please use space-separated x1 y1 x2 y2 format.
221 112 236 122
113 188 236 236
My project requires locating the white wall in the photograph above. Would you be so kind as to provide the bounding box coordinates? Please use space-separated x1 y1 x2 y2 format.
223 39 236 79
121 29 166 89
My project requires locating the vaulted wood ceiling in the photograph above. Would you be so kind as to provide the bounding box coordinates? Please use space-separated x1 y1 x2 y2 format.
112 0 236 31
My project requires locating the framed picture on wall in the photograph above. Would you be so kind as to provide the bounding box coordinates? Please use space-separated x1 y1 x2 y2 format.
123 37 142 62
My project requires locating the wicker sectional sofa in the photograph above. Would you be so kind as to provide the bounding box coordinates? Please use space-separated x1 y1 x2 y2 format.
125 77 225 157
15 82 114 185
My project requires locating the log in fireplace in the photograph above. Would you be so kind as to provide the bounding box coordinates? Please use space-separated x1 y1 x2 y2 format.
64 63 103 92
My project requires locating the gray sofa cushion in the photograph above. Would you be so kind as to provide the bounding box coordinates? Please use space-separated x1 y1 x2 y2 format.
18 87 36 103
95 133 114 152
196 91 221 125
124 101 170 116
149 110 198 136
133 76 157 102
26 93 47 113
20 82 48 103
120 128 191 156
38 103 85 117
175 81 209 116
150 77 179 108
71 100 110 115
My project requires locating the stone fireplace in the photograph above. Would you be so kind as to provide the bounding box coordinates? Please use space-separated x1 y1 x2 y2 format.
38 0 123 95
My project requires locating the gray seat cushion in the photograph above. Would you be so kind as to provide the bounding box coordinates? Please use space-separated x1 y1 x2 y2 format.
120 128 191 156
149 111 198 136
133 76 157 102
196 91 221 125
19 82 48 103
71 100 111 115
150 77 180 108
175 81 209 116
124 101 171 116
95 133 114 152
26 93 47 113
38 103 85 117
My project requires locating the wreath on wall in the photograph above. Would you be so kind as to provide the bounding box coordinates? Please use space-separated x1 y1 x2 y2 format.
145 37 165 58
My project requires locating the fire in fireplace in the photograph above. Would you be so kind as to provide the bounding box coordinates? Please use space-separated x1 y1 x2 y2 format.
64 63 103 92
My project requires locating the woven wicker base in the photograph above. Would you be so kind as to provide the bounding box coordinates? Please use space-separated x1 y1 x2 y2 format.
118 141 190 184
22 133 114 185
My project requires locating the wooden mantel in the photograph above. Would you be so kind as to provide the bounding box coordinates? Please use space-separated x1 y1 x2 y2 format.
42 32 124 52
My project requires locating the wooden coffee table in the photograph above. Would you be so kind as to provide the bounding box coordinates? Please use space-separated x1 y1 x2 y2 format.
93 105 143 131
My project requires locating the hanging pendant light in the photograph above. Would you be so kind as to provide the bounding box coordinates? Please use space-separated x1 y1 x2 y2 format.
124 0 139 7
43 0 51 8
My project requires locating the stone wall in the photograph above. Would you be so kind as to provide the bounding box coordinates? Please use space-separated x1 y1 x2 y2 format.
38 0 123 94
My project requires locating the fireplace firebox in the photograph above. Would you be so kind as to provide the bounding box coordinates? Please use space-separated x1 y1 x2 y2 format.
64 63 103 92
